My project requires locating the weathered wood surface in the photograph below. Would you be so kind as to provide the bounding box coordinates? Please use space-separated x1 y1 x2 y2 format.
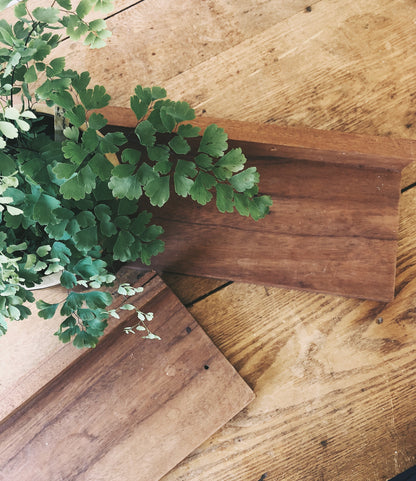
0 272 253 481
161 188 416 481
103 107 414 301
4 0 416 480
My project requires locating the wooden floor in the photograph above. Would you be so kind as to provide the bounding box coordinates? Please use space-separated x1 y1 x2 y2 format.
6 1 416 480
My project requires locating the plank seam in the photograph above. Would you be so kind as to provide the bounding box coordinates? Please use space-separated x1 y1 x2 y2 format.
185 281 233 308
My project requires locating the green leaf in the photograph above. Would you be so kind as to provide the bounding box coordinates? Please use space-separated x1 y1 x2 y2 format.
7 241 27 253
108 164 142 200
117 198 139 216
248 195 273 221
120 303 135 310
89 153 113 181
88 112 107 130
33 193 61 224
14 1 27 17
84 291 112 309
61 292 85 316
154 160 171 175
233 192 250 217
0 20 14 46
71 71 90 93
174 159 197 197
137 162 158 185
89 19 107 31
189 172 217 205
76 0 94 18
121 148 141 165
52 162 77 179
47 57 65 77
31 39 51 61
230 167 259 192
60 270 77 289
150 86 167 100
73 225 97 250
63 125 80 142
62 141 89 165
65 105 86 128
82 128 100 152
135 120 156 147
164 101 195 123
49 91 76 110
60 165 96 200
177 124 201 138
144 175 170 207
216 184 234 213
24 65 37 83
79 85 111 110
51 242 72 264
73 330 98 349
95 204 117 236
199 124 228 158
216 148 246 172
130 95 149 121
94 203 112 221
99 131 126 153
36 245 51 257
0 153 15 175
141 224 164 242
168 135 190 155
94 0 114 13
147 145 169 163
84 31 110 49
16 119 30 132
114 215 131 229
36 300 59 319
56 0 72 9
140 238 165 265
113 230 135 262
32 7 60 23
158 107 176 132
130 210 152 235
134 85 152 104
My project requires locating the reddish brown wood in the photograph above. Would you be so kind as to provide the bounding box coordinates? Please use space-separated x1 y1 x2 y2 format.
102 107 416 301
0 272 254 481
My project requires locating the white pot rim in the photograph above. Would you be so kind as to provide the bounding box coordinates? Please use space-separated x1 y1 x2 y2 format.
27 271 62 291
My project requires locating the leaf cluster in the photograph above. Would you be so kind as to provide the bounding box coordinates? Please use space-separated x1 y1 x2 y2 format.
0 1 272 349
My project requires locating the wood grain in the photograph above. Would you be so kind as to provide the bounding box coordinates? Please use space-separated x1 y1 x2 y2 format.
0 272 254 481
4 1 416 480
101 108 414 301
161 188 416 481
46 0 321 106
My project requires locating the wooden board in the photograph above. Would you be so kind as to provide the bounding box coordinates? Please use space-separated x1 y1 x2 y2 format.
0 271 254 481
101 107 416 302
161 188 416 481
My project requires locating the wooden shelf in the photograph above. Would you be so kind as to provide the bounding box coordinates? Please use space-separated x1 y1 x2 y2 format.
101 107 416 302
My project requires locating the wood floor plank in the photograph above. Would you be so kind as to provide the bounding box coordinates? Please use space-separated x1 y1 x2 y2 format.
160 188 416 481
45 0 323 105
0 272 253 481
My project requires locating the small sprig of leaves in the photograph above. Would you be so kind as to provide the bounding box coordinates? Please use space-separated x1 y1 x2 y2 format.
41 281 157 348
114 283 160 340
